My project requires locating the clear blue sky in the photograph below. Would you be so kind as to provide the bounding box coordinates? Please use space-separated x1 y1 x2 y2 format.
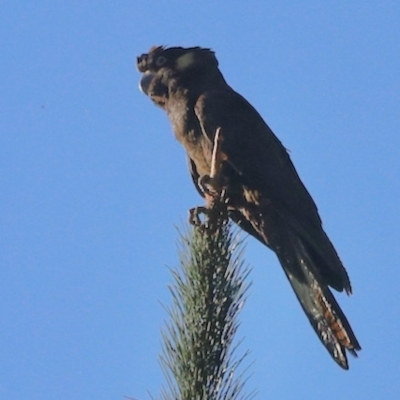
1 1 399 399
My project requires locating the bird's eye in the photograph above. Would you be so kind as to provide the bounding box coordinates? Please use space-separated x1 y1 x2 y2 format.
155 55 167 67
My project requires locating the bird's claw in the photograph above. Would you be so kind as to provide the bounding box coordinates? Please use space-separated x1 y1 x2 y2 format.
188 202 228 231
188 206 208 226
188 126 229 229
198 174 229 198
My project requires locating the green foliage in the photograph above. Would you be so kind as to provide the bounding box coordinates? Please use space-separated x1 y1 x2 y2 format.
159 219 253 400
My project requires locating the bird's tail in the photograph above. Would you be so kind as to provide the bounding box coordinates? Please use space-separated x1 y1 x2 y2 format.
229 207 361 369
275 229 361 369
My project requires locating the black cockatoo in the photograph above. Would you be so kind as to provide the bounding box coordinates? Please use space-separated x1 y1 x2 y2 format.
137 46 361 369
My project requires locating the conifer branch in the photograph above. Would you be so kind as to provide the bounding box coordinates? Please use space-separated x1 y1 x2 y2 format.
159 214 253 400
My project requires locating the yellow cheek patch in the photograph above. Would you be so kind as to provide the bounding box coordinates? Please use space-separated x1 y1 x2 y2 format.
176 52 195 70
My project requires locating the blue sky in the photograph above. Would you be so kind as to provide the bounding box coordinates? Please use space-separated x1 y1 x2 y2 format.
1 1 400 399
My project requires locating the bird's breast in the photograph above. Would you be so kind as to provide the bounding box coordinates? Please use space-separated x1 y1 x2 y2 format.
167 101 212 177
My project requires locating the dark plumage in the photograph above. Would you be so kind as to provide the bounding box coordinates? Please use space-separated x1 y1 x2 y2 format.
137 46 361 369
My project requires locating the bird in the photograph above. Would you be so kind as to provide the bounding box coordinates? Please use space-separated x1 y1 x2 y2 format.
137 45 361 369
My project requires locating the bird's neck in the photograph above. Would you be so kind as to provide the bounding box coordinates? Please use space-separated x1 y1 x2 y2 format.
169 69 228 99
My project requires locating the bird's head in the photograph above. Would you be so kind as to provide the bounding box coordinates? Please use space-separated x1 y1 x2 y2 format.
137 46 223 107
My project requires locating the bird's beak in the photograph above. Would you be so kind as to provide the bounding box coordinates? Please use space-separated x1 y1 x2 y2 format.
139 71 155 95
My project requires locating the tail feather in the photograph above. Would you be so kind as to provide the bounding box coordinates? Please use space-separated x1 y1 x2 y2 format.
277 231 361 369
229 207 361 368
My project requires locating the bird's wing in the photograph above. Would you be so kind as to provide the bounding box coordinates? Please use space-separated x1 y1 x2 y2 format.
192 89 360 368
193 88 350 292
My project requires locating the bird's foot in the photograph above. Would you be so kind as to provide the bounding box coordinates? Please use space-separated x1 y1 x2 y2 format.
188 201 228 231
188 127 229 230
197 126 229 200
188 206 208 227
198 174 229 197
